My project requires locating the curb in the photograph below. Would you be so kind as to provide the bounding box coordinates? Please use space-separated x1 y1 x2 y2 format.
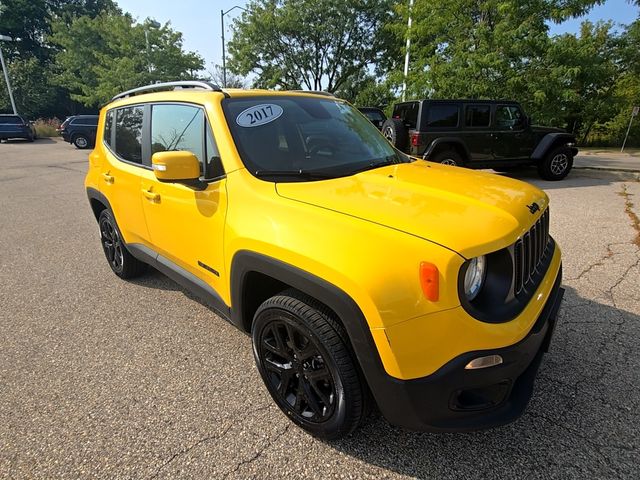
573 165 640 174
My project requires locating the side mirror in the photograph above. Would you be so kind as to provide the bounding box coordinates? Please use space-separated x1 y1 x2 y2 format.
525 116 532 127
152 150 200 182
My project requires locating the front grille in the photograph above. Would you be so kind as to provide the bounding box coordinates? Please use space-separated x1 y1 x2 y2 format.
513 208 550 295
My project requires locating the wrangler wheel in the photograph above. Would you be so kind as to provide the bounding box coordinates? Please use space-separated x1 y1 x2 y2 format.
538 146 573 181
252 290 366 440
98 210 147 279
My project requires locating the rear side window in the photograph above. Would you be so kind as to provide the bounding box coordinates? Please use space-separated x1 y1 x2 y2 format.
496 105 524 129
71 117 98 126
465 105 490 127
393 103 419 129
104 111 113 147
0 116 22 124
425 105 459 128
115 106 144 164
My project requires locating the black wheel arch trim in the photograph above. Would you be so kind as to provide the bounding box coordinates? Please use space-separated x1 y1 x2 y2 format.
423 138 471 162
531 133 577 161
229 250 392 408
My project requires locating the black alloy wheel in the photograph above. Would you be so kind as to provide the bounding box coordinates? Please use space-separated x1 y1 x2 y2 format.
97 209 147 279
259 318 337 422
100 212 124 273
252 290 367 440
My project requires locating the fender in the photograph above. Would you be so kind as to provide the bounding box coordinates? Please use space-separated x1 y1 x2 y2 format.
86 187 112 220
423 137 471 162
229 250 397 407
531 133 576 161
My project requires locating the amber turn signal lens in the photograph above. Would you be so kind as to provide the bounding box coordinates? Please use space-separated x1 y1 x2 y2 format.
420 262 439 301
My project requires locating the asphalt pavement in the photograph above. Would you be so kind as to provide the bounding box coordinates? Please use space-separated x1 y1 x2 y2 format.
1 138 639 479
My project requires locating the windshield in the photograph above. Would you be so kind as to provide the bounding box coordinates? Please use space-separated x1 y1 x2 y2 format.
223 96 408 181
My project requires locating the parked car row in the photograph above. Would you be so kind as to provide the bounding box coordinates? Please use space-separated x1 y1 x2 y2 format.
0 114 37 142
0 114 99 149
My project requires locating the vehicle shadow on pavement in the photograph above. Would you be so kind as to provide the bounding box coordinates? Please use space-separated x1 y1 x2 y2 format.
330 285 639 478
128 267 228 317
0 138 57 144
497 168 639 190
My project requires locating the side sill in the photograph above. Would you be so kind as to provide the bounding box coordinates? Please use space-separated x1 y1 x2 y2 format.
128 243 232 322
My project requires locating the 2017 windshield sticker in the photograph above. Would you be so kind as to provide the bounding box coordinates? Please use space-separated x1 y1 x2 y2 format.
236 104 283 127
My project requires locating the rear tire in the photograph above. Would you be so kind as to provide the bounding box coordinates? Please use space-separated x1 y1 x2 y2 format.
98 209 147 279
430 149 463 166
73 134 90 149
381 118 408 150
252 289 366 440
538 146 573 181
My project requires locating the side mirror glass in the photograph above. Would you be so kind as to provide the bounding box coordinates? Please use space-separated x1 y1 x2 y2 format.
152 151 200 182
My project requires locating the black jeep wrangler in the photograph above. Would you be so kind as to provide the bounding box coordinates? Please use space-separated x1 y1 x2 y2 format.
382 100 578 180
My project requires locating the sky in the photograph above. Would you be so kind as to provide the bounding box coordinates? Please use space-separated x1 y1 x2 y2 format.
115 0 639 74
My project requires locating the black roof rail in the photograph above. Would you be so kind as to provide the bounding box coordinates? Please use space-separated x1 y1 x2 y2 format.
111 81 223 102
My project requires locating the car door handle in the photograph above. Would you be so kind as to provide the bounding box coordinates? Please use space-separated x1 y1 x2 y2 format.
141 189 160 202
101 172 114 184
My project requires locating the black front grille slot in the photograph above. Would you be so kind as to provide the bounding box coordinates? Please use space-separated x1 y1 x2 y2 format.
513 208 550 295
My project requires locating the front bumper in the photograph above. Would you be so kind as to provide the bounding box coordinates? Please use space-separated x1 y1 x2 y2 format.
372 266 564 432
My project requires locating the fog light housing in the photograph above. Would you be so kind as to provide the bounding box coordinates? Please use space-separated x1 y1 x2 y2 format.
464 354 503 370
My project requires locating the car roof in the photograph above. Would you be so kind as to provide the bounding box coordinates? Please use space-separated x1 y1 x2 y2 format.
105 87 343 110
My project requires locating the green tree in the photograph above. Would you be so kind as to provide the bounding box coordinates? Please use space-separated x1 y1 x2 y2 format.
543 21 626 140
0 57 57 116
227 0 393 91
334 72 395 109
0 0 117 61
50 13 204 107
391 1 605 100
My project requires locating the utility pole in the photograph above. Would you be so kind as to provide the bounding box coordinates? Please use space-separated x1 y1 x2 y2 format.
221 6 247 88
401 0 414 102
144 19 161 75
0 34 17 114
621 106 638 153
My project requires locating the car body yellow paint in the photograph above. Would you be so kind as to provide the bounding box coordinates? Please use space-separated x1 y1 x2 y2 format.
85 88 562 382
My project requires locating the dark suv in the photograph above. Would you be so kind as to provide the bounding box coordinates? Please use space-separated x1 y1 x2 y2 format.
0 114 37 142
382 100 578 180
59 115 99 149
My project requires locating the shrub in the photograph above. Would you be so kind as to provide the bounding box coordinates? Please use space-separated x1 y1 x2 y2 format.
33 118 62 137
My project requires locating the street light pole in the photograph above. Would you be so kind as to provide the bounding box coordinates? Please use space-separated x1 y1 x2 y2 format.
221 5 247 88
0 34 17 114
144 19 161 75
401 0 414 102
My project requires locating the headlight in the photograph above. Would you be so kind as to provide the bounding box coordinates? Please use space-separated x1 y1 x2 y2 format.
463 256 486 301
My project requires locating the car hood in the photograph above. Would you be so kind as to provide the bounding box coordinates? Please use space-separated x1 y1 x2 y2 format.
275 160 548 258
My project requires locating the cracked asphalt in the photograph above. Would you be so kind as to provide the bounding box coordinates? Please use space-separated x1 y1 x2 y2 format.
1 139 639 479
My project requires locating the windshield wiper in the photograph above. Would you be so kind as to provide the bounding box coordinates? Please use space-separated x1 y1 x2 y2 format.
254 169 334 179
346 155 400 176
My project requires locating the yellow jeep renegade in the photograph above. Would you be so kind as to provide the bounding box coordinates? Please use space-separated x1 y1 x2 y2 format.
85 81 564 440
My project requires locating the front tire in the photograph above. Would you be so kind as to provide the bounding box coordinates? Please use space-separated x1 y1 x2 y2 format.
98 209 147 279
73 134 90 149
538 146 573 180
252 290 366 440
